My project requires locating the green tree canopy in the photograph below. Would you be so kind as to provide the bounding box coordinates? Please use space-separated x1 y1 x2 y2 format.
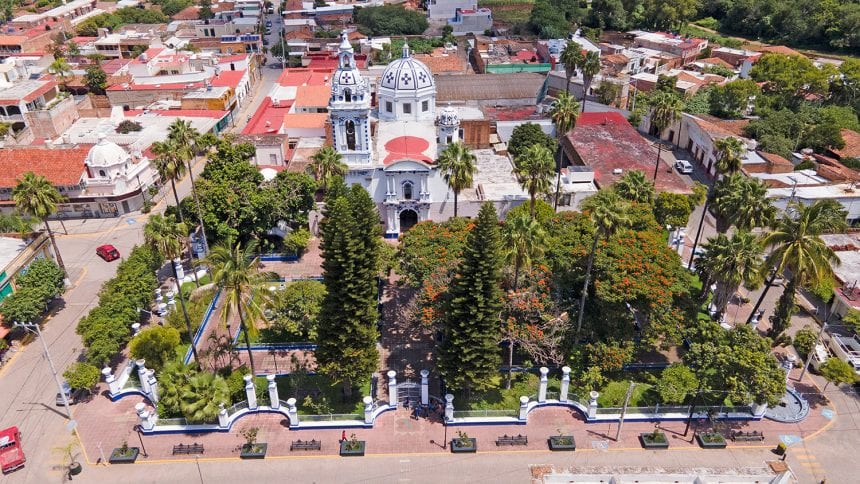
354 5 428 35
62 362 101 391
129 326 181 372
507 123 556 161
656 363 698 404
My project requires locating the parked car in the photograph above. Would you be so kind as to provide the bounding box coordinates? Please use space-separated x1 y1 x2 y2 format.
0 427 25 474
55 388 87 406
96 244 120 261
674 160 694 174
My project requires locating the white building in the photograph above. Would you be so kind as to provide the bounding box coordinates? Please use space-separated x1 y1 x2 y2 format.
427 0 477 20
329 33 529 236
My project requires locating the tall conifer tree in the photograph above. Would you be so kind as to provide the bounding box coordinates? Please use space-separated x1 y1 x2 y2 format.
438 202 503 397
316 184 380 397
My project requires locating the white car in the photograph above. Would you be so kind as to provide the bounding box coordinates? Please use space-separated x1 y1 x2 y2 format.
675 160 694 174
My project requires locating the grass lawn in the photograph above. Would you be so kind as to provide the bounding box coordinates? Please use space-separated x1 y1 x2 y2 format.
598 380 657 407
181 274 212 299
454 372 571 410
479 0 533 25
275 374 369 415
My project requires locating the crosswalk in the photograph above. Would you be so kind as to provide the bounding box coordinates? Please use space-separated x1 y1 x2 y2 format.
792 447 825 482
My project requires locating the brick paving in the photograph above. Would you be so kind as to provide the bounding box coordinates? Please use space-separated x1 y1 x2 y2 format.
259 238 324 280
74 365 832 465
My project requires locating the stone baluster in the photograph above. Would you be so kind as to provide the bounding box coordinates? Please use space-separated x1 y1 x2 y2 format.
135 402 154 431
244 374 257 410
363 396 374 424
218 403 229 428
538 367 549 403
267 375 279 409
559 366 571 402
173 258 185 282
444 394 454 421
131 322 141 336
103 367 120 395
387 370 397 407
588 391 599 419
518 396 529 421
146 369 158 403
137 360 150 393
286 398 299 427
420 369 429 406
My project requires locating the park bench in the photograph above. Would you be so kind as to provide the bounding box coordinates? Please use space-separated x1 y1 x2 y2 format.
172 443 205 455
290 439 322 451
496 434 528 446
730 431 765 442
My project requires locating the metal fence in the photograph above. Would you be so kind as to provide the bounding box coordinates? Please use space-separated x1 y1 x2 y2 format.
452 409 518 418
156 417 188 426
227 401 249 416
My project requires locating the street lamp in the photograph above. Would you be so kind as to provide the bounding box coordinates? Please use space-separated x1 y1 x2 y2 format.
13 321 73 421
132 424 148 458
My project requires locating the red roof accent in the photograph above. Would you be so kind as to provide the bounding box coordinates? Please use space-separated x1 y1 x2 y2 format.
277 68 333 87
566 112 690 194
210 70 245 88
24 81 57 102
243 97 293 135
218 54 247 63
0 147 90 188
832 129 860 160
383 136 432 165
101 58 131 75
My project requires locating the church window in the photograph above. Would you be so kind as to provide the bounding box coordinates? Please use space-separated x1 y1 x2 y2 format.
446 135 452 144
403 181 413 200
345 120 356 150
459 128 464 139
98 169 107 178
422 100 428 112
385 101 392 113
344 88 352 102
403 103 411 114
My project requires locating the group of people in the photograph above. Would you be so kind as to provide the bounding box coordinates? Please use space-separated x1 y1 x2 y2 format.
403 398 444 421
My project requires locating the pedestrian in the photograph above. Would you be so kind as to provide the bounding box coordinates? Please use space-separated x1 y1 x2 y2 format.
341 430 346 443
404 397 410 409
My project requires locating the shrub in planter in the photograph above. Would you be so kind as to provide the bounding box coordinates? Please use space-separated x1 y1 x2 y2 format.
639 429 669 449
239 426 267 459
109 441 140 464
450 430 477 453
339 433 365 456
548 431 576 451
696 432 727 449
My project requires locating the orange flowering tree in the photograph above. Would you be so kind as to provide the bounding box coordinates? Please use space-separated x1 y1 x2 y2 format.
396 217 472 287
499 268 567 389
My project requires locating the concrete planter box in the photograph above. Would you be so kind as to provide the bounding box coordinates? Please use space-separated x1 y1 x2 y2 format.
339 440 365 456
696 433 727 449
109 447 139 464
450 438 477 453
240 443 267 459
548 435 576 451
639 432 669 449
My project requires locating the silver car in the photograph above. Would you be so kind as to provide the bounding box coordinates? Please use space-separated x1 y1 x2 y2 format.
675 160 694 174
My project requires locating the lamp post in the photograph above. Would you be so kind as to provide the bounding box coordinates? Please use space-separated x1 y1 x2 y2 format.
14 321 73 421
133 424 148 458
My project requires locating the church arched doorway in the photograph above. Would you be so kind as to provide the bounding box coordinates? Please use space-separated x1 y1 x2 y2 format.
399 209 418 233
346 120 356 150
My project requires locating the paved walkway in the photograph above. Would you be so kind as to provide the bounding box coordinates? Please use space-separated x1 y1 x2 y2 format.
72 365 832 467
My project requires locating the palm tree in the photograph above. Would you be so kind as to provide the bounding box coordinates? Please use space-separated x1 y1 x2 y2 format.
144 213 200 365
436 141 477 217
309 146 347 194
748 200 846 331
560 42 584 94
514 144 555 220
648 91 683 181
168 120 209 284
151 139 186 223
614 170 655 204
49 57 72 88
710 173 776 233
548 92 579 211
205 238 277 376
713 136 746 175
696 231 764 317
575 189 630 338
13 172 67 275
579 51 601 113
502 211 547 291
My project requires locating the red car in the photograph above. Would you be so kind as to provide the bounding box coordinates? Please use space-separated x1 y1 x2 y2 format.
96 244 120 262
0 427 25 474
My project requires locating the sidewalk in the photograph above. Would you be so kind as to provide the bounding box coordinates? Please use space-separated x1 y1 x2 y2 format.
73 369 833 465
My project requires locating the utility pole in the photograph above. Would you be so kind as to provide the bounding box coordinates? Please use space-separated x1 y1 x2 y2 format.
615 381 636 441
14 321 73 421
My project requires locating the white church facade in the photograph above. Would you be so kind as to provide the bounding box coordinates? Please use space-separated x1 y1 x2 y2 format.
330 33 477 237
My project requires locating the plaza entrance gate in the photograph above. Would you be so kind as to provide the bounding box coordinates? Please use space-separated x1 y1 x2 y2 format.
397 379 420 406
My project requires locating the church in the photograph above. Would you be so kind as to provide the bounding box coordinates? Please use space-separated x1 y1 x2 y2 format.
328 33 521 237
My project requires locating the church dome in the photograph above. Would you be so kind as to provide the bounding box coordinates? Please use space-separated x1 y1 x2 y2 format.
438 105 459 126
86 133 130 168
379 44 433 92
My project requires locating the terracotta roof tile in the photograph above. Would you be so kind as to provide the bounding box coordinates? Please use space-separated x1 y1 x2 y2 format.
172 6 200 20
698 57 734 69
756 45 803 57
282 113 327 129
832 129 860 159
294 85 330 107
0 147 89 187
694 114 750 138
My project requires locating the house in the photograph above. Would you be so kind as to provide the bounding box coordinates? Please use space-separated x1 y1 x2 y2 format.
0 78 77 139
562 111 691 193
427 0 478 20
828 129 860 161
662 113 750 177
233 134 290 167
449 8 492 36
629 31 708 65
0 232 56 339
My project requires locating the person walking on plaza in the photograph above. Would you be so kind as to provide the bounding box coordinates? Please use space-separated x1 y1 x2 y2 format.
341 430 346 443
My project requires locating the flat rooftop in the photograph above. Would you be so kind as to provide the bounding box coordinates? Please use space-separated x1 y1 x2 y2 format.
61 114 219 156
0 236 28 271
462 149 527 202
435 73 545 102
